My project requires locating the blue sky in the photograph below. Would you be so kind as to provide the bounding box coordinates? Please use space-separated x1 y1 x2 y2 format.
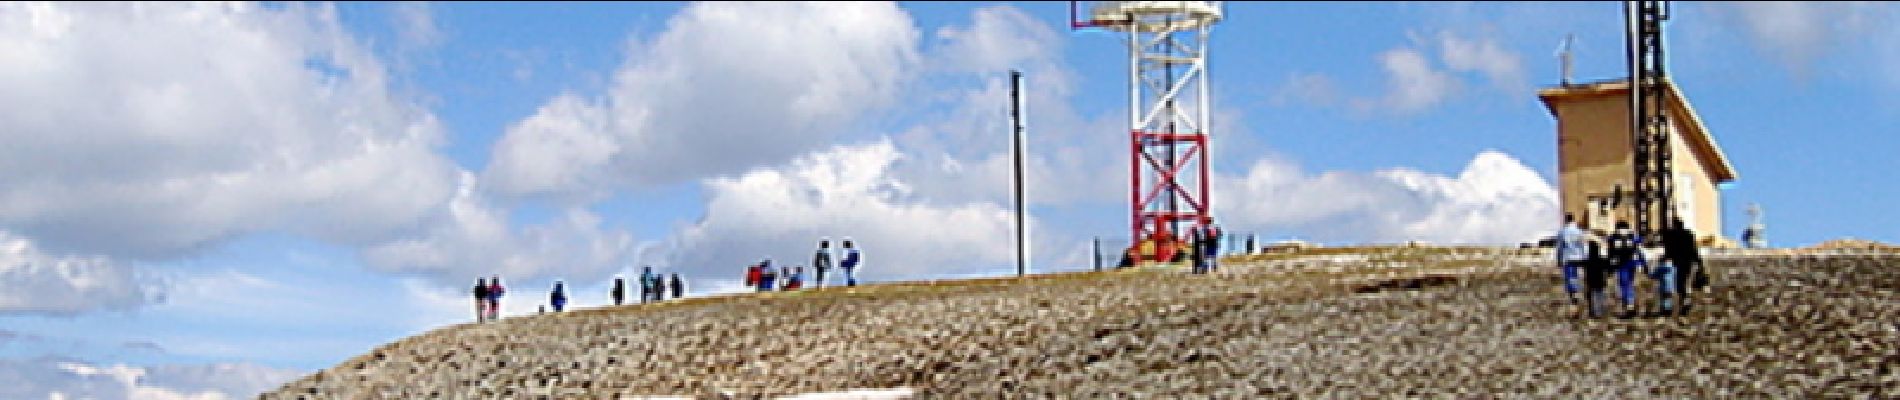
0 2 1894 397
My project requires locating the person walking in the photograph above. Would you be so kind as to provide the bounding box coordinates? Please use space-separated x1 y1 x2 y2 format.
669 273 684 299
812 239 833 288
1583 238 1612 318
1187 228 1206 274
472 278 489 322
1556 213 1589 306
1660 218 1702 315
611 276 626 306
840 240 862 287
550 281 568 312
487 276 505 320
1605 221 1644 318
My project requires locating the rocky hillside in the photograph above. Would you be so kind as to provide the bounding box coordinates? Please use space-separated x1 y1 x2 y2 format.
265 247 1900 398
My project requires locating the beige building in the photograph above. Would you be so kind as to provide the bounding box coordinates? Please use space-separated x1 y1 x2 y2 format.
1537 79 1737 241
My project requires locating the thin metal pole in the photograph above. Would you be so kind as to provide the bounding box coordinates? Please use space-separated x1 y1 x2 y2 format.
1011 70 1028 277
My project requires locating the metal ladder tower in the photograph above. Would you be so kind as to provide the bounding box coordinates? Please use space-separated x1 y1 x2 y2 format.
1626 0 1673 237
1074 1 1224 259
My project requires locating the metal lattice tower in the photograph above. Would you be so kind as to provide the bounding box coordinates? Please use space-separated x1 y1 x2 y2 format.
1075 2 1223 255
1626 0 1672 237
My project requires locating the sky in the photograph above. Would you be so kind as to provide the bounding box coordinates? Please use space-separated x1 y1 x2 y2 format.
0 1 1894 398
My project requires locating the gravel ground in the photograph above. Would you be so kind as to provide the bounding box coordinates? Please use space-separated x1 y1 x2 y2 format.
265 248 1900 399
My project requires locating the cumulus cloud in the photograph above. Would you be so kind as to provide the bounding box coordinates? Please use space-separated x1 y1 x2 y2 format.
0 2 460 259
0 231 162 316
480 1 922 200
0 357 302 400
1217 150 1558 245
661 140 1018 284
1705 1 1898 86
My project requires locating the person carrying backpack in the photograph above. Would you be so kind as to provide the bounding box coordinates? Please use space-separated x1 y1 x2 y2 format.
473 278 489 322
813 239 833 288
841 240 862 287
550 281 568 312
1605 221 1644 318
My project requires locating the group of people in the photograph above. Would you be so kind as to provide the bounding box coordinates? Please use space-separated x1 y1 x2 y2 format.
1188 224 1224 274
1555 213 1708 318
745 238 863 292
611 267 684 305
472 276 506 322
471 268 691 321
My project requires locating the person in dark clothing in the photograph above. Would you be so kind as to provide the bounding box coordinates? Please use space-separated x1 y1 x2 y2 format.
813 239 833 288
760 260 779 291
473 278 489 322
611 276 626 306
550 281 567 312
840 241 862 287
653 275 668 302
1660 218 1702 315
1188 229 1205 274
1582 239 1613 318
669 273 683 299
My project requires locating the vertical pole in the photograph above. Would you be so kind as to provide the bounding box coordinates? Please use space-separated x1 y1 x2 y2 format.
1011 70 1028 277
1198 24 1213 230
1093 237 1102 271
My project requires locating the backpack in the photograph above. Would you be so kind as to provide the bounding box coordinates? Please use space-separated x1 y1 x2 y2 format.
844 249 861 266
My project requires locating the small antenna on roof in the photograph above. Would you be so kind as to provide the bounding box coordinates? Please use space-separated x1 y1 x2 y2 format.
1556 33 1576 86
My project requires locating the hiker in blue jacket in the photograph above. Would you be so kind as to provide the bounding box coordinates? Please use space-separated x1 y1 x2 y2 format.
550 281 567 312
840 239 862 287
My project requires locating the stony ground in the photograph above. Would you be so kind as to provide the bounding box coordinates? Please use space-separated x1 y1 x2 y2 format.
265 247 1900 399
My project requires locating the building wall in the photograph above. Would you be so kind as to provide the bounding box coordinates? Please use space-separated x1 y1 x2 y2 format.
1553 92 1723 239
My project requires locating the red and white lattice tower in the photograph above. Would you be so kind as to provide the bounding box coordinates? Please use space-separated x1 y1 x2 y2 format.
1074 2 1223 261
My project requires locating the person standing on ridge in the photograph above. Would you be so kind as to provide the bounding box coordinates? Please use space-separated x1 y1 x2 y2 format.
813 238 833 288
487 276 505 320
550 281 568 312
1207 224 1224 272
1556 213 1589 306
840 240 862 287
1605 220 1644 318
669 273 684 299
472 278 489 322
640 266 657 303
611 276 626 306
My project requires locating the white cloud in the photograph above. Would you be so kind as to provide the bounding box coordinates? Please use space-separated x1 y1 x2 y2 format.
661 140 1019 283
0 231 162 316
391 1 441 51
0 357 301 400
1217 150 1558 245
1704 1 1899 88
1362 47 1460 113
363 172 640 283
1437 31 1526 94
480 1 922 200
0 2 460 259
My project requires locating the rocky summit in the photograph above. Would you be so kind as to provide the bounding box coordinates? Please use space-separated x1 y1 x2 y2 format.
265 247 1900 398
